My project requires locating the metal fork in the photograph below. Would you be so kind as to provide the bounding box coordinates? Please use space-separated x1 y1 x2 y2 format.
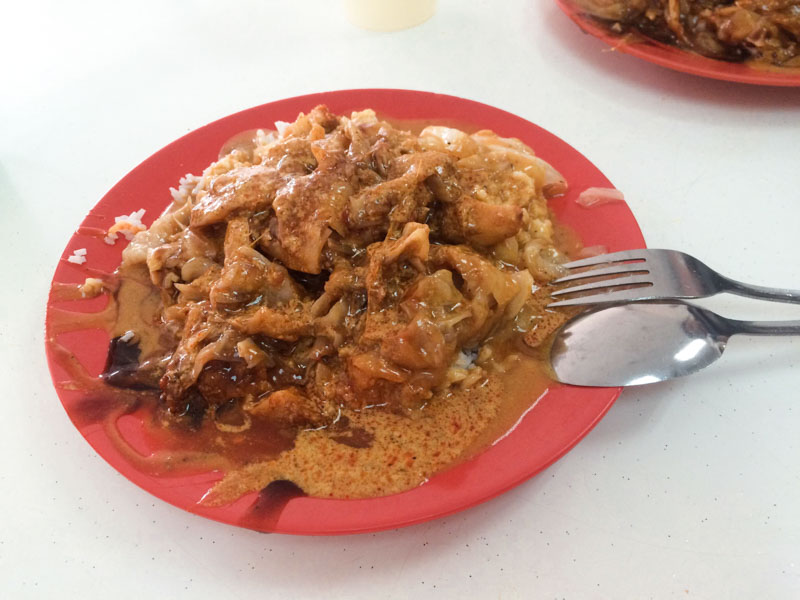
548 249 800 308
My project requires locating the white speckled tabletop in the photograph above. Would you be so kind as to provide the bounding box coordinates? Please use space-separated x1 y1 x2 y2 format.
2 1 799 598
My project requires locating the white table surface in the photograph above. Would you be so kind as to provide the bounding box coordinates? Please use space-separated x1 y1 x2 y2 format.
3 1 799 598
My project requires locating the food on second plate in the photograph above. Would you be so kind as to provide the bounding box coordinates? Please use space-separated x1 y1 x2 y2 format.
55 105 577 502
572 0 800 67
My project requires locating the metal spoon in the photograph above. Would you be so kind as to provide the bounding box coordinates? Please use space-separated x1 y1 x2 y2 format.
549 302 800 387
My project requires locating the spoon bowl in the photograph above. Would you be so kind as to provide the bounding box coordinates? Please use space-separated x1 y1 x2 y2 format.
549 302 800 387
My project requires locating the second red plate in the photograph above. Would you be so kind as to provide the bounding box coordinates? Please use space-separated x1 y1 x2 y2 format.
556 0 800 87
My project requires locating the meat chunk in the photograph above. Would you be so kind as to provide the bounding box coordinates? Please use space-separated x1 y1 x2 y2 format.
191 165 283 227
437 196 523 246
429 245 533 344
160 304 238 413
230 306 312 341
247 387 321 427
210 246 302 310
262 131 359 273
381 317 448 370
347 151 451 231
364 222 430 311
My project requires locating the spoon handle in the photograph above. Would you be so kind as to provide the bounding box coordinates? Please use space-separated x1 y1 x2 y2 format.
726 318 800 336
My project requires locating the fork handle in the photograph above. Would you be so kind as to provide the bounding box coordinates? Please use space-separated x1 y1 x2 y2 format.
726 318 800 336
720 276 800 305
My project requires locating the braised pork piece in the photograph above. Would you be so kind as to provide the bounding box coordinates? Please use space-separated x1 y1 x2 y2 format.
573 0 800 66
111 106 571 499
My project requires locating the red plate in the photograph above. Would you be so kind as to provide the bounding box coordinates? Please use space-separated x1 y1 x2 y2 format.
46 89 645 535
555 0 800 87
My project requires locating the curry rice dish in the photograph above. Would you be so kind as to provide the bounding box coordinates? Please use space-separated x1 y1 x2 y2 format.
63 106 577 502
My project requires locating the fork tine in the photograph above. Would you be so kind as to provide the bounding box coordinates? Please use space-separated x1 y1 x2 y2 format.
549 274 653 298
560 249 650 270
547 285 656 308
551 262 650 284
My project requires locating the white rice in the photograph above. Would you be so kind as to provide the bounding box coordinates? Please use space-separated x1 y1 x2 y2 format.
255 128 272 146
454 350 477 370
169 174 201 204
67 248 87 264
104 208 147 245
115 209 146 233
446 350 483 387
